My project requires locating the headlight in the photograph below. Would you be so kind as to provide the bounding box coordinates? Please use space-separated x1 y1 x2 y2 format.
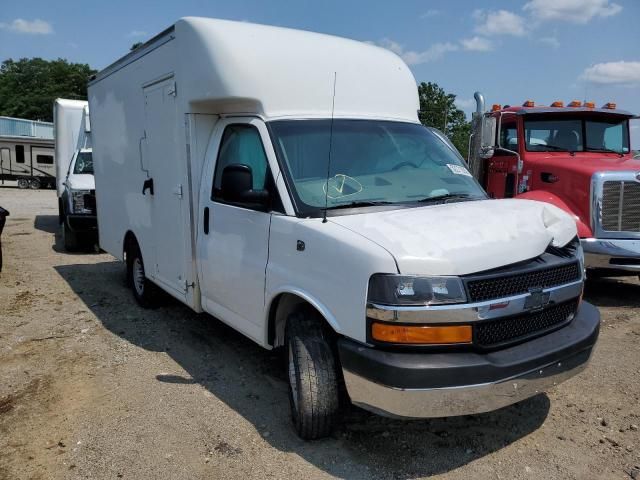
368 274 467 306
71 190 92 214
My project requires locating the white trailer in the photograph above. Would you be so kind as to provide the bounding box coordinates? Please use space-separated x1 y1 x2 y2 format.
89 17 599 439
53 99 96 250
0 116 55 189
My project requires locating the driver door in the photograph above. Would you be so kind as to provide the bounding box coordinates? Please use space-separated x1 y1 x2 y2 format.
197 118 281 342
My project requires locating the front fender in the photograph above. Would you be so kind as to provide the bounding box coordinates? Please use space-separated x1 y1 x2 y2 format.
516 190 592 237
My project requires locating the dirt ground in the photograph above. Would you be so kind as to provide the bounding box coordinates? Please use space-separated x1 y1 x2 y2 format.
0 187 638 480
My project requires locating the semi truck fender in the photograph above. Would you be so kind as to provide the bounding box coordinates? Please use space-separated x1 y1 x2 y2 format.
516 190 592 238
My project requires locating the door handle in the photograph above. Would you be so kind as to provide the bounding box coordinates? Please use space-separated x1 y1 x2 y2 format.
142 178 154 195
203 207 210 234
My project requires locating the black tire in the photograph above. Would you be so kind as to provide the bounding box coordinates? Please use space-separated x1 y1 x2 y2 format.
29 178 41 190
126 242 160 308
62 220 80 252
17 178 29 189
286 307 339 440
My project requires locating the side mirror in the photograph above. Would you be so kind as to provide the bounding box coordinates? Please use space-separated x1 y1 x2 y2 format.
221 164 270 208
479 116 496 159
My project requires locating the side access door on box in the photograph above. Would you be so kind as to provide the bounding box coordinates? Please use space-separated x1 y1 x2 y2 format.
141 76 189 301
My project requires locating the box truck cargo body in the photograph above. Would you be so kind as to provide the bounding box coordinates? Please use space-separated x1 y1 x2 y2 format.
53 99 96 250
89 17 599 439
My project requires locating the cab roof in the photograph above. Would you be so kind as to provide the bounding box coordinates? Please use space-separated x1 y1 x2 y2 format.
497 105 635 117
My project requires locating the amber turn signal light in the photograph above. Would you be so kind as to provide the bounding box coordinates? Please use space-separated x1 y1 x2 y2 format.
371 323 472 345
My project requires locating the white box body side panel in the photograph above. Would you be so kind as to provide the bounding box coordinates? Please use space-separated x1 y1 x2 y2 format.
89 38 197 308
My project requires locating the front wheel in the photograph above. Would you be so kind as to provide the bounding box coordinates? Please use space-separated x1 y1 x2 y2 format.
17 178 29 189
62 220 79 251
286 308 339 440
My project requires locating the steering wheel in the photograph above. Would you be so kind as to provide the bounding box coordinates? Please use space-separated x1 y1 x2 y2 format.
391 161 419 171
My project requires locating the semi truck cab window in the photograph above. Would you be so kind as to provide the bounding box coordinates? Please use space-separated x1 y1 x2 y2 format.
500 124 518 149
524 117 629 154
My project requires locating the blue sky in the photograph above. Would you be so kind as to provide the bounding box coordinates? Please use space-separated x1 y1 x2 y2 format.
1 0 638 146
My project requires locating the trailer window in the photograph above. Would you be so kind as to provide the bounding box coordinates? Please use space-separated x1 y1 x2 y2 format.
36 155 53 165
15 145 25 163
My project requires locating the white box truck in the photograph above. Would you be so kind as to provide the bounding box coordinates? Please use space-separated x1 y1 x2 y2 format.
54 99 96 251
88 17 599 439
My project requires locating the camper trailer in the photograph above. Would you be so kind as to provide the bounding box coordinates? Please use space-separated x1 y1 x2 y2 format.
53 99 96 250
0 116 55 189
89 17 600 439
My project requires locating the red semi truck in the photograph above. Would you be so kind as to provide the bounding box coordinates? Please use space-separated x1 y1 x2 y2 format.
468 92 640 277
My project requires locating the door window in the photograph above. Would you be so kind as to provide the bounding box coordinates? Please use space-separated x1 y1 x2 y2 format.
15 145 25 163
212 124 271 207
500 124 518 149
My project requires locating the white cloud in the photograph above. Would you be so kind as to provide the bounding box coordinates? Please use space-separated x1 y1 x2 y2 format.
127 30 148 38
539 36 560 48
473 9 527 36
460 36 493 52
420 9 441 19
581 61 640 86
378 38 458 65
524 0 622 24
0 18 53 35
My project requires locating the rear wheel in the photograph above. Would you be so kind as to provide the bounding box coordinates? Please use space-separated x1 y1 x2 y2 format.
17 178 29 189
126 242 160 308
286 307 339 440
29 178 41 189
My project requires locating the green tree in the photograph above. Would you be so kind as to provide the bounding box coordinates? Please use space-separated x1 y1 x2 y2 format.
417 81 471 159
0 58 96 122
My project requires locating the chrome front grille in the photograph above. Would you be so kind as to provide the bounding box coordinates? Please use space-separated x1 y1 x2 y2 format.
601 181 640 232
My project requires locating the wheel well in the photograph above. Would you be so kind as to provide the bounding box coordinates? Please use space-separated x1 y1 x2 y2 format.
123 231 139 263
268 293 333 348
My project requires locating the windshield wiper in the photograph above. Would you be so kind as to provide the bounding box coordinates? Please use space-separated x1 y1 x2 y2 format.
585 147 624 157
536 144 568 151
416 193 481 204
324 200 394 211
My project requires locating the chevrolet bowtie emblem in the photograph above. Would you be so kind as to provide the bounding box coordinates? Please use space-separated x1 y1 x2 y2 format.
524 287 550 311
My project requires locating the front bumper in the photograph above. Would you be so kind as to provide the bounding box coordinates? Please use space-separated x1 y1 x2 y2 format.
582 237 640 272
338 301 599 419
66 214 97 233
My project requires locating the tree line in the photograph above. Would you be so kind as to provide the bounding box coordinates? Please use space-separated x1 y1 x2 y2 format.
0 58 471 156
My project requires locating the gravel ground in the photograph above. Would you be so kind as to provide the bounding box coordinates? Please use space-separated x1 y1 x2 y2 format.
0 187 639 480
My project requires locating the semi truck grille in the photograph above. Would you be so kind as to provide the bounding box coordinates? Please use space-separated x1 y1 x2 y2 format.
474 299 579 348
465 262 581 302
601 181 640 232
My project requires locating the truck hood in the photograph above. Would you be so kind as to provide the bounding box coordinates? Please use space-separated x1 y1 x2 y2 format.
66 173 95 191
328 199 577 276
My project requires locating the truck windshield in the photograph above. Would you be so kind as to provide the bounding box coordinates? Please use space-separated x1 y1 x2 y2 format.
524 117 630 154
73 152 94 174
269 120 486 216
